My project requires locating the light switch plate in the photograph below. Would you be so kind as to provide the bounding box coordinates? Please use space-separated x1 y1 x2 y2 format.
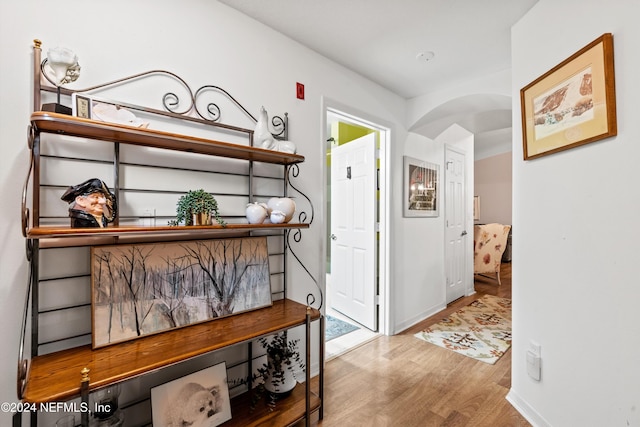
526 349 541 380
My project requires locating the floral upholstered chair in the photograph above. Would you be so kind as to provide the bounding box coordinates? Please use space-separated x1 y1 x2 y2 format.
473 223 511 285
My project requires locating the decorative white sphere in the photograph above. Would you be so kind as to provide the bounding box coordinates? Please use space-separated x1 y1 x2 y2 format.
246 202 269 224
267 197 296 223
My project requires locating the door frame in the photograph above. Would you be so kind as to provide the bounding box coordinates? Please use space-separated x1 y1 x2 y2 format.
321 97 392 336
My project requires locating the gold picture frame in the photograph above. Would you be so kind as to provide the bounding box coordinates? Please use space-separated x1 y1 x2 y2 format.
520 33 617 160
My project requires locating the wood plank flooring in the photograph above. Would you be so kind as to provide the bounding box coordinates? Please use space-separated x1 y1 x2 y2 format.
308 262 530 427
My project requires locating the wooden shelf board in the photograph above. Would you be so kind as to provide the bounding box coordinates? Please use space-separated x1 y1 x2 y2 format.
26 222 309 240
31 112 305 165
222 384 321 427
22 299 320 403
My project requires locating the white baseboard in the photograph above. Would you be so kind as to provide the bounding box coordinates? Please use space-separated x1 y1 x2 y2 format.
394 302 446 334
506 388 552 427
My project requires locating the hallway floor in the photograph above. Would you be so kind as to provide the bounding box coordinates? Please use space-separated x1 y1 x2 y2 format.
308 262 529 427
325 274 378 360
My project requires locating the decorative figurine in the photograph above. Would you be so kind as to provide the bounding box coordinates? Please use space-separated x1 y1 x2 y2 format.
254 106 275 148
45 46 81 86
267 197 296 223
269 210 287 224
245 202 269 224
61 178 117 228
42 46 81 115
274 139 297 154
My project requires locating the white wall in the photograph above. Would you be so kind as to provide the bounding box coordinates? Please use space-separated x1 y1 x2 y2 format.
0 0 455 424
406 68 513 129
474 152 512 225
509 1 640 426
394 132 447 331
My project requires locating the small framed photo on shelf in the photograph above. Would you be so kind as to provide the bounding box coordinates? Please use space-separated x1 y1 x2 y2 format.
151 362 232 427
403 156 439 218
520 33 616 160
72 93 92 119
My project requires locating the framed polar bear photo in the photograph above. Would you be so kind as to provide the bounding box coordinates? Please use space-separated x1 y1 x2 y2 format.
151 362 232 427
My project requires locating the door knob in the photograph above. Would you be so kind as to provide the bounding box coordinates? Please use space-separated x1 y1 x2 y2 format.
461 230 468 236
330 234 337 240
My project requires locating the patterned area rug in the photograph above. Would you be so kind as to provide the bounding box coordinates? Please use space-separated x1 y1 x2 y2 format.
414 295 512 364
325 315 359 341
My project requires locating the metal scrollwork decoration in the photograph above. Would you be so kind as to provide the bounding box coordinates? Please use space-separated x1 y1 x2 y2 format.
194 85 252 123
32 38 317 307
271 113 287 140
285 164 322 310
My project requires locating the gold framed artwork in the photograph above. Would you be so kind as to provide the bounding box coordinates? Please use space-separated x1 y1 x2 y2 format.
520 33 617 160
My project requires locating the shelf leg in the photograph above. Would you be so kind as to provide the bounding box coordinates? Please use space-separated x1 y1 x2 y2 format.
305 308 311 427
319 314 325 420
80 368 90 427
12 411 22 427
248 341 253 391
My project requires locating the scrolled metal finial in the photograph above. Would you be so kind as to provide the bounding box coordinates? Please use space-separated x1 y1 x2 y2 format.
34 39 42 49
81 367 90 383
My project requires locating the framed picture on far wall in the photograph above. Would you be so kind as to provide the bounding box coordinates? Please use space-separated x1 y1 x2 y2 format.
403 156 439 217
151 362 232 427
473 196 480 221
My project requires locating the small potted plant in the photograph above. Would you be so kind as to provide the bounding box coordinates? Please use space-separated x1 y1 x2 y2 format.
169 189 226 226
232 331 304 412
257 332 304 396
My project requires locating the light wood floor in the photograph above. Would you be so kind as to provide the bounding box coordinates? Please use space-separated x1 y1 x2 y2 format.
308 262 531 427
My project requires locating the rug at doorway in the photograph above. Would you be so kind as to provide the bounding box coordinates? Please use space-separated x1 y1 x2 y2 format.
325 315 360 341
414 295 512 365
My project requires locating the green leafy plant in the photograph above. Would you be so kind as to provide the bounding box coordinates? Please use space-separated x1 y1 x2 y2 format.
257 332 304 391
168 189 226 226
229 331 304 412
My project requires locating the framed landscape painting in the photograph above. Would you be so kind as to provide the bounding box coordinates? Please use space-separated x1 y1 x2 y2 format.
520 33 616 160
91 236 272 348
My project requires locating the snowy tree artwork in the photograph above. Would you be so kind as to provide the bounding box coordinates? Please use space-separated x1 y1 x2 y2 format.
91 237 272 348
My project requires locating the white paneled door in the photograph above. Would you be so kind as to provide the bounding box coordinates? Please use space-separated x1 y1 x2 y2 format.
445 147 467 303
330 133 377 330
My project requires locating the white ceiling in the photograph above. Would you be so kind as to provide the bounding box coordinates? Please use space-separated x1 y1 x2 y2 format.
219 0 538 155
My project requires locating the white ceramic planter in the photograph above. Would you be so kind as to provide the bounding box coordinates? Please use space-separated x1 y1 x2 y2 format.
263 362 297 396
